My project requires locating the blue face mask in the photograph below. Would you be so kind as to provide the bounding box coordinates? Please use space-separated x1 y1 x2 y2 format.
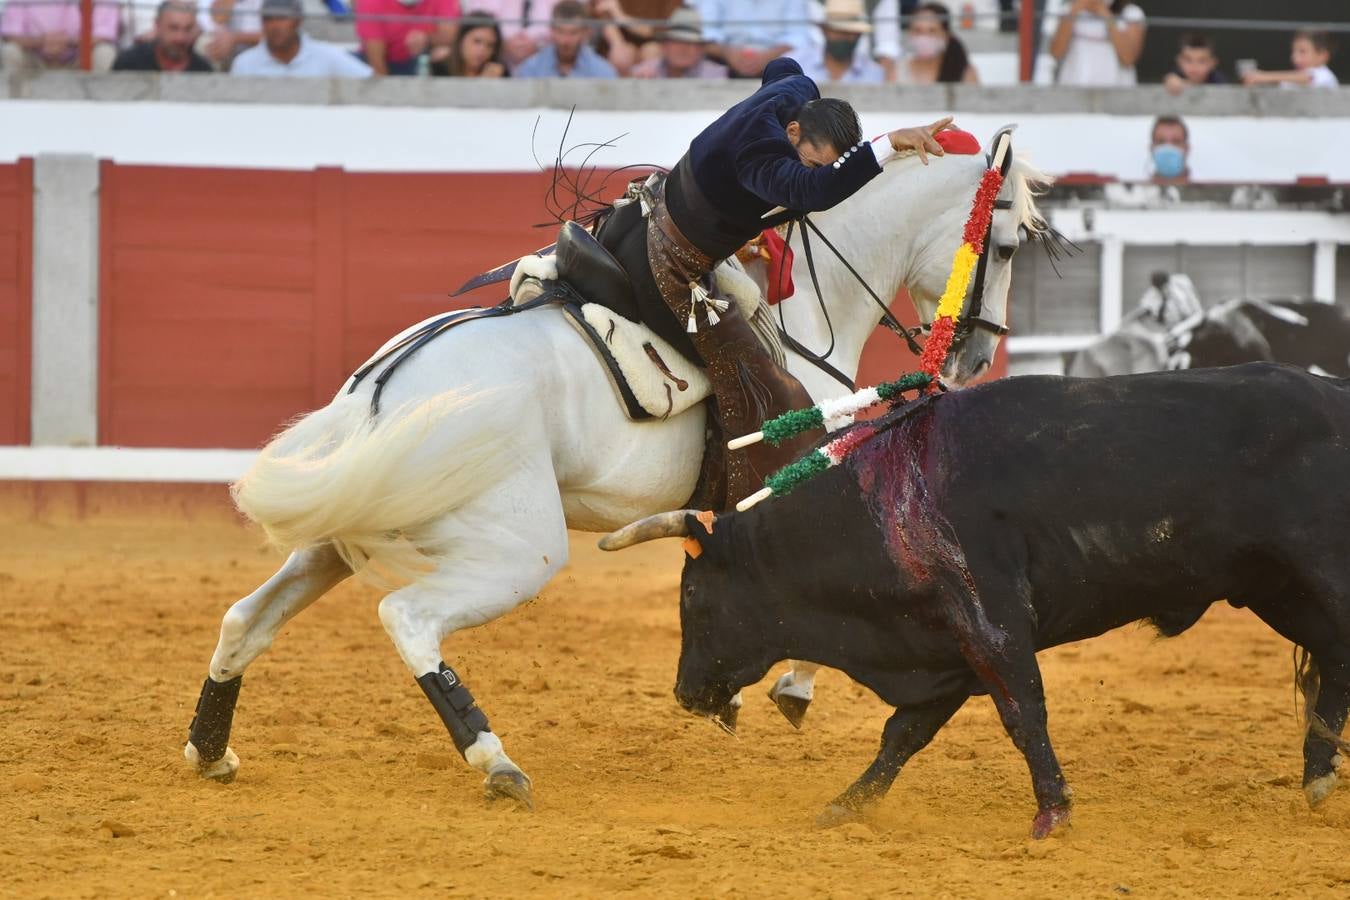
1152 143 1186 179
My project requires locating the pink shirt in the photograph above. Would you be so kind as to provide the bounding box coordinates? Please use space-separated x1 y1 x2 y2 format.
355 0 461 64
1 0 119 52
462 0 557 43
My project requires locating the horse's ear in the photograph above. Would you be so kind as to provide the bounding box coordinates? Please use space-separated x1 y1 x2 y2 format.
987 124 1017 177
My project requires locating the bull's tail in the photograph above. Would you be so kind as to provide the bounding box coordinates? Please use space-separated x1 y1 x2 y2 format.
1294 647 1350 755
231 389 515 585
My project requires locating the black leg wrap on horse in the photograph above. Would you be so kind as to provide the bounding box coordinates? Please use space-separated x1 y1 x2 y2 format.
415 663 491 756
187 675 242 763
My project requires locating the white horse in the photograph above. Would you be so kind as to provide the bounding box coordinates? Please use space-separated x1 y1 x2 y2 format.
183 130 1051 807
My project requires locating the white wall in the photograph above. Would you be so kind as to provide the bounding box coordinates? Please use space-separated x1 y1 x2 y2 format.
2 100 1349 182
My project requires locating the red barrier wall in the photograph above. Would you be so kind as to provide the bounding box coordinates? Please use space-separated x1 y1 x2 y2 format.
0 160 33 445
98 164 1003 449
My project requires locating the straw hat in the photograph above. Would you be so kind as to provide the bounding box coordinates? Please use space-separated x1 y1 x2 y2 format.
664 6 707 43
821 0 872 34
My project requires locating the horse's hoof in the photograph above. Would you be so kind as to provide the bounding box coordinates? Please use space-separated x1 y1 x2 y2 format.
484 768 533 811
1305 772 1339 809
1030 803 1072 839
815 803 864 829
184 742 240 784
767 675 810 730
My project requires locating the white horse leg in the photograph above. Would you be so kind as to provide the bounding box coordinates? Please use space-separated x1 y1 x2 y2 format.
768 661 819 729
185 543 351 782
377 470 568 809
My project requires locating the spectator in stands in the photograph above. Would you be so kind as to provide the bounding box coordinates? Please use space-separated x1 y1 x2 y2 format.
197 0 263 70
0 0 119 71
796 0 880 84
1048 0 1145 87
431 9 505 75
1163 32 1225 95
113 1 214 71
231 0 374 75
894 2 975 84
631 5 725 78
1149 115 1189 186
514 0 616 77
467 0 558 69
1243 30 1339 90
698 0 809 78
588 0 656 74
355 0 461 75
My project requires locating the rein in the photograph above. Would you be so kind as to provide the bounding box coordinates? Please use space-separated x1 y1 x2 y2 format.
773 169 1016 387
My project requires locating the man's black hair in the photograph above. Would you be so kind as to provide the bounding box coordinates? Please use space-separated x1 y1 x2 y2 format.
1152 114 1188 143
794 98 863 155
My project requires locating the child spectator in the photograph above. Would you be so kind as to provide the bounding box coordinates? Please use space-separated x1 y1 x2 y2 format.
113 0 214 71
796 0 882 84
231 0 374 76
1163 32 1226 94
514 0 617 77
0 0 119 71
1242 30 1339 90
197 0 263 70
355 0 461 75
894 2 975 84
630 6 726 78
431 9 506 75
1048 0 1145 87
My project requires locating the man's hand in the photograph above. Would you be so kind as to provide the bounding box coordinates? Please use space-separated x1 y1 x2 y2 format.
404 29 429 56
888 116 956 165
40 31 72 59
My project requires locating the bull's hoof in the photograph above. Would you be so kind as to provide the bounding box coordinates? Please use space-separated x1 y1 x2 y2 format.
1305 772 1339 809
815 803 864 829
715 702 739 733
184 741 240 784
767 675 811 730
1030 803 1072 839
484 768 534 811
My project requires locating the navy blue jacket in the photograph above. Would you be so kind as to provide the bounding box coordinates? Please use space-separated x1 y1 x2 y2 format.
670 57 883 258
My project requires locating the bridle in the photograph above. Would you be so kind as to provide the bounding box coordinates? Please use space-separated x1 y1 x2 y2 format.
777 142 1018 391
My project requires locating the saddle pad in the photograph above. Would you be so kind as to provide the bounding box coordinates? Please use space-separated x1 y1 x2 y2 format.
573 304 712 420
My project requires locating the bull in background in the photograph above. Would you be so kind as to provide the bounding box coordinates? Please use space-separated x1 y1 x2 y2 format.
603 363 1350 838
1066 272 1350 377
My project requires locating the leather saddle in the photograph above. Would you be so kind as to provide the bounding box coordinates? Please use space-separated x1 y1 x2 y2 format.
554 220 637 316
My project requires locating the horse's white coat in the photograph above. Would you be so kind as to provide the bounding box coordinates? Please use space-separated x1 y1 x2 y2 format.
194 143 1049 791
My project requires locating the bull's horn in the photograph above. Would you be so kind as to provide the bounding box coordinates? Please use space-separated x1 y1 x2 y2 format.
598 510 695 551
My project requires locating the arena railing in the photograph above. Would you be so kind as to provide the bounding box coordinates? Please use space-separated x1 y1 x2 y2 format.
11 1 1347 82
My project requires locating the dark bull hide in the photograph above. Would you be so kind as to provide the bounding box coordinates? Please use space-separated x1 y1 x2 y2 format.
1175 299 1350 375
617 363 1350 838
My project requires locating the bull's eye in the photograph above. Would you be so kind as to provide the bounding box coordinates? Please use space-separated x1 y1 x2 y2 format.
997 243 1016 261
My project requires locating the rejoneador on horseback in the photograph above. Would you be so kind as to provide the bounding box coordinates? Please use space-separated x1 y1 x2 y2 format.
182 65 1051 808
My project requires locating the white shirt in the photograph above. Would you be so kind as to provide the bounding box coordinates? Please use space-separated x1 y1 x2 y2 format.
198 0 262 35
1290 65 1340 89
230 34 374 77
1052 3 1144 87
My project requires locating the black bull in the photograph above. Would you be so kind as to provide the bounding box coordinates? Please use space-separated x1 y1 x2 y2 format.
624 363 1350 838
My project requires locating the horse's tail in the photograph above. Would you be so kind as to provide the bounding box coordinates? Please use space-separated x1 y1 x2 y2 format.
231 389 515 585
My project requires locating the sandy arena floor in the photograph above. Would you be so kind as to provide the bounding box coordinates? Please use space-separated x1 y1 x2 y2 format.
3 486 1350 899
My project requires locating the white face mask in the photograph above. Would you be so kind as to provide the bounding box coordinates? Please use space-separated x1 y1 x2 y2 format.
906 34 946 59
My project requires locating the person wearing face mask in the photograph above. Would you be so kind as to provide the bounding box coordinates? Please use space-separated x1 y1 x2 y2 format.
894 2 977 84
1149 116 1190 186
797 0 882 84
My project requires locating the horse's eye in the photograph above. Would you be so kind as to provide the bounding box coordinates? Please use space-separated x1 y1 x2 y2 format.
997 244 1017 261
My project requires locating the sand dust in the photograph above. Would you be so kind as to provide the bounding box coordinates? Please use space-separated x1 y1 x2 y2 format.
2 488 1349 898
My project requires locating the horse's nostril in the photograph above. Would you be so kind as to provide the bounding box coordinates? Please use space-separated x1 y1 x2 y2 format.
973 358 991 378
